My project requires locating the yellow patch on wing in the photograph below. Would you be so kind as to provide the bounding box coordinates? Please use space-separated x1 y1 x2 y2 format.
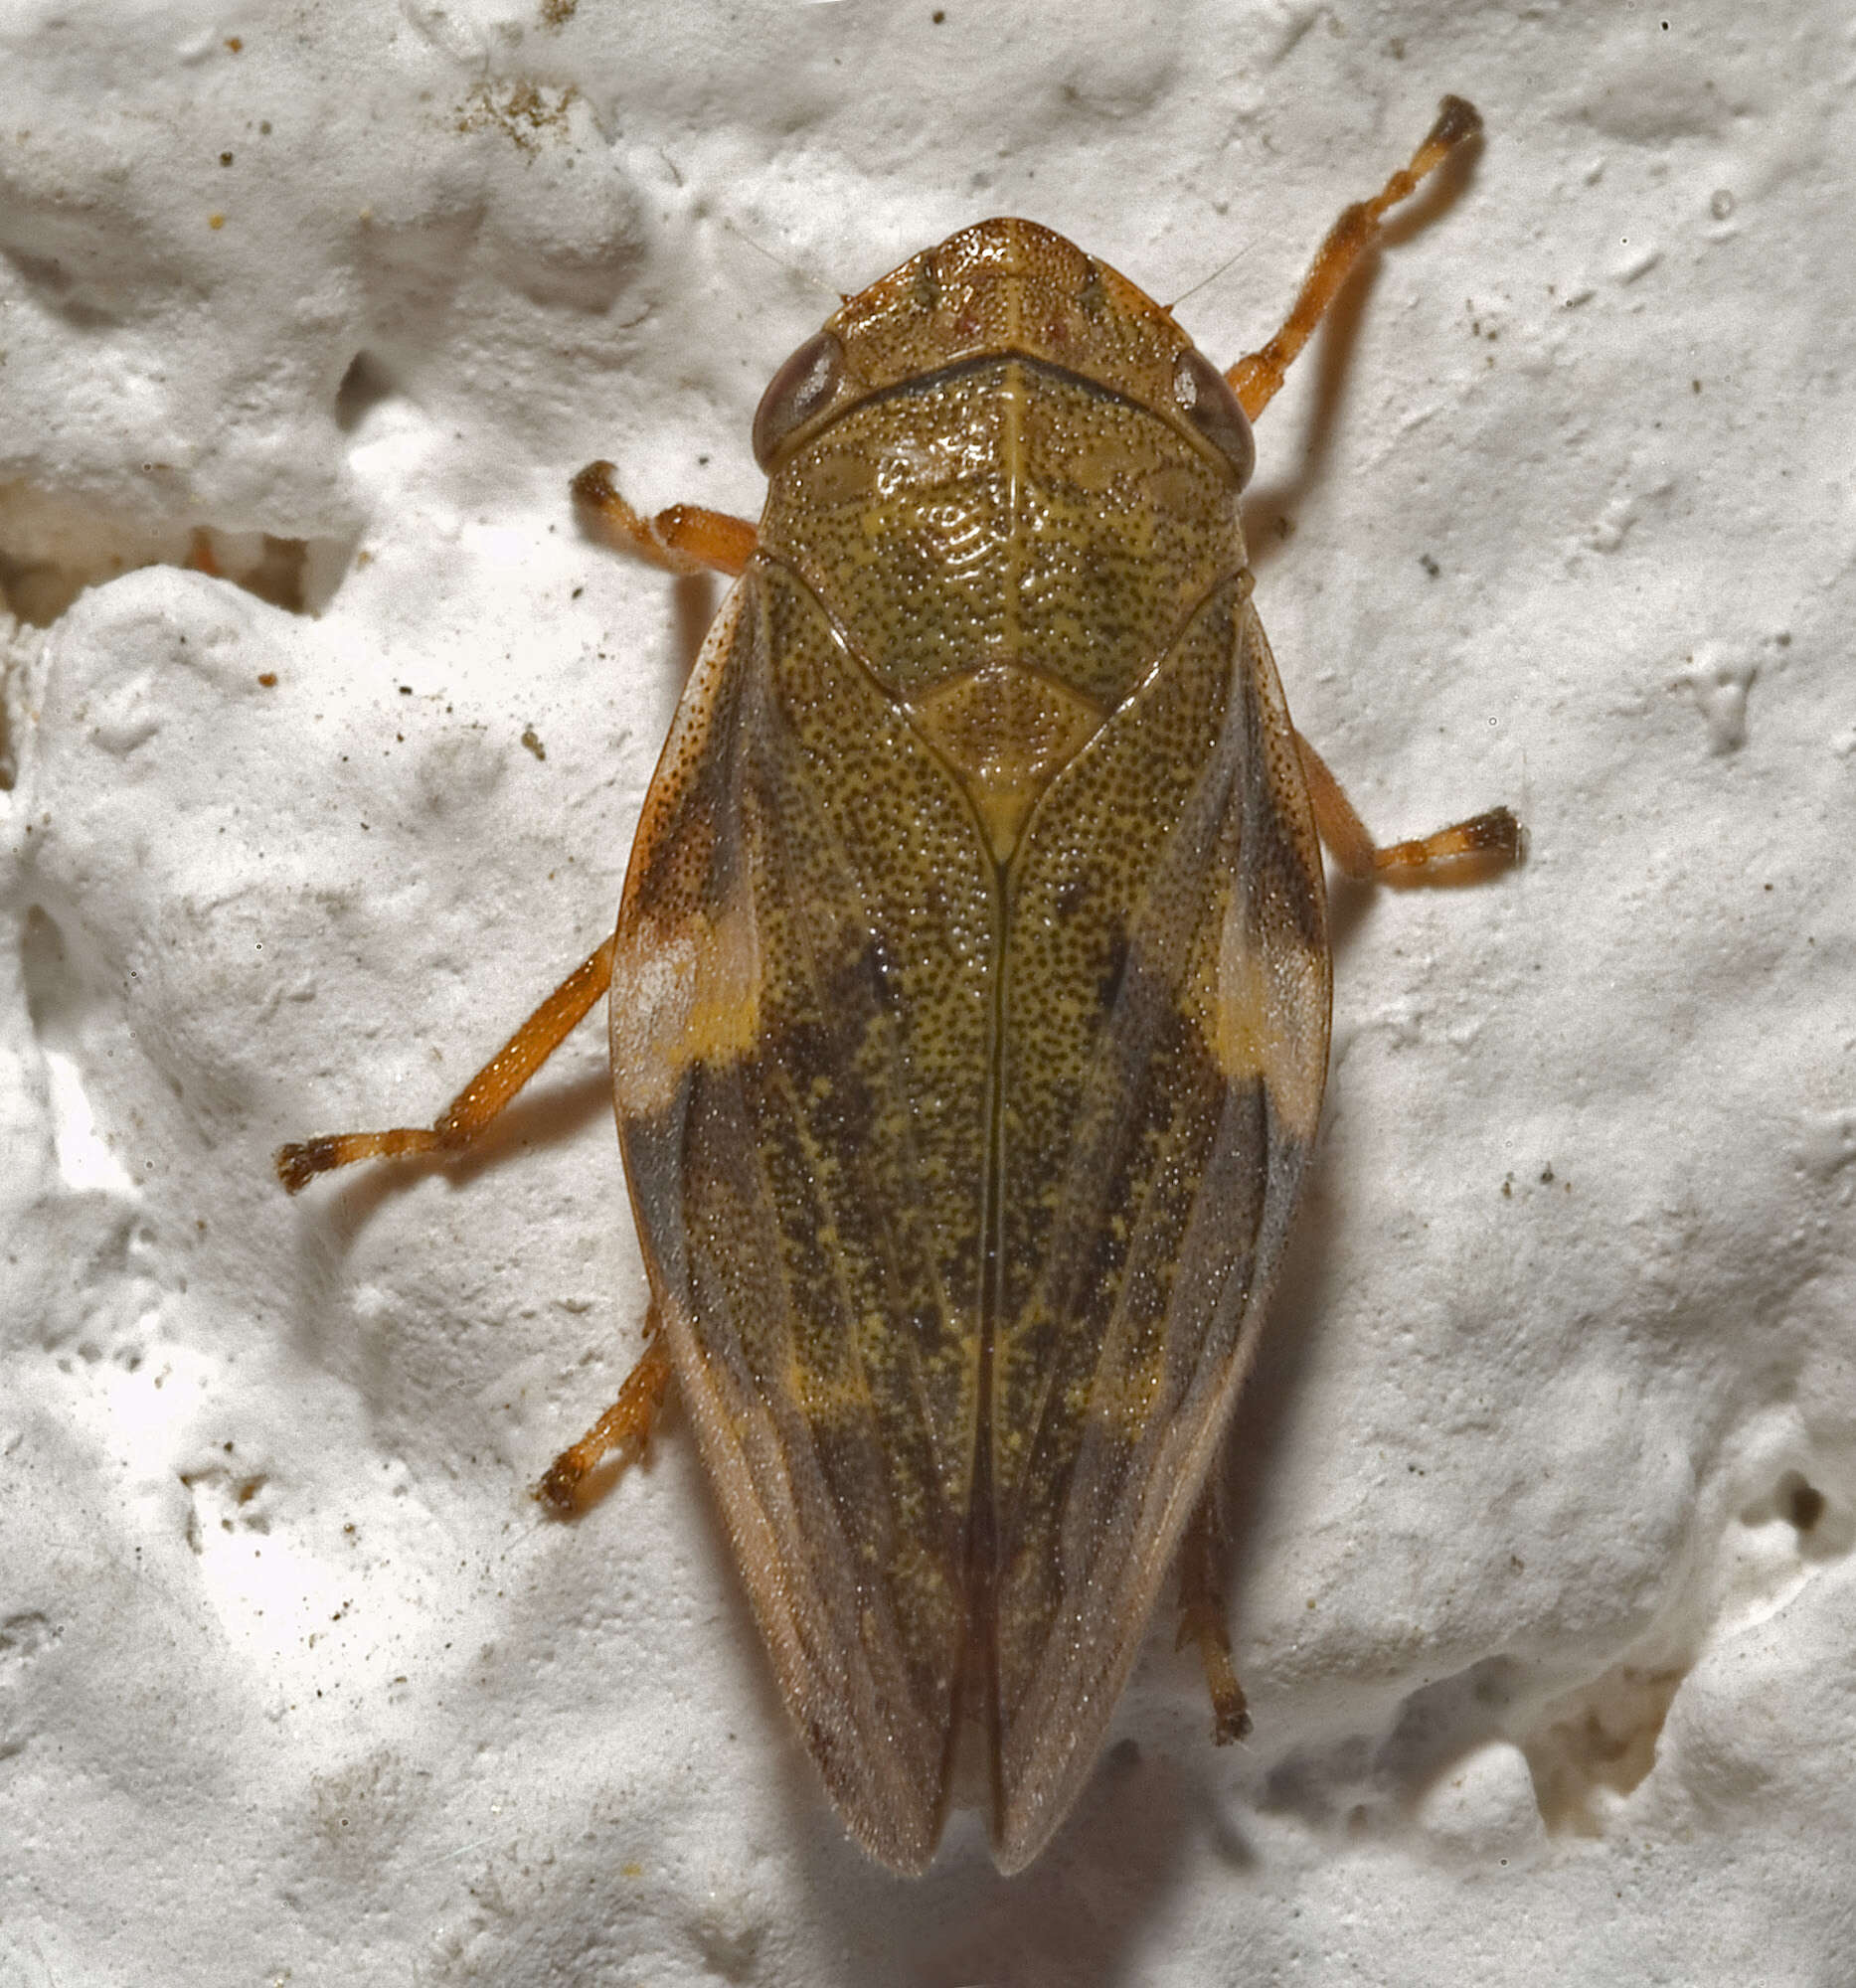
608 890 761 1117
1208 592 1331 1145
1214 913 1327 1145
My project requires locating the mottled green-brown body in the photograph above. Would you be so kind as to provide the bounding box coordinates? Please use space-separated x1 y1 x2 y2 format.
274 99 1514 1879
609 220 1328 1871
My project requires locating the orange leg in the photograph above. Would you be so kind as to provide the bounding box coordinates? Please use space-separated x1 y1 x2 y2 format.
276 931 676 1510
1176 1486 1252 1743
1227 95 1482 421
571 459 759 578
275 935 615 1192
1296 732 1522 883
558 446 799 1509
535 1318 675 1514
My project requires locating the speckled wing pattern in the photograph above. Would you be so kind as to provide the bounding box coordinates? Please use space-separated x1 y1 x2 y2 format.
989 582 1330 1869
610 560 996 1874
610 532 1329 1871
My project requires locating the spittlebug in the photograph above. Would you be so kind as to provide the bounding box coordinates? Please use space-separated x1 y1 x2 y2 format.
278 97 1520 1875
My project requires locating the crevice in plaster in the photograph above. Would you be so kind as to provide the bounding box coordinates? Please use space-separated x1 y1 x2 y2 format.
0 480 355 627
333 350 398 434
1783 1473 1826 1537
1258 1655 1530 1839
1742 1465 1848 1560
1519 1662 1685 1836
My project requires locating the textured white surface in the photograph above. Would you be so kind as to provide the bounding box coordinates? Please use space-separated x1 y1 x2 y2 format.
3 0 1853 1982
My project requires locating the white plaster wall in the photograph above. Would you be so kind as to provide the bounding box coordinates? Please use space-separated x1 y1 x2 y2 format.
2 1 1852 1982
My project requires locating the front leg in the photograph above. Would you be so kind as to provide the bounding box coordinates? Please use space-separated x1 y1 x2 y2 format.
572 460 759 577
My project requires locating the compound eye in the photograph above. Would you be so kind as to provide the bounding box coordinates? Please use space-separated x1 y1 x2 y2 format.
753 329 845 470
1173 348 1255 488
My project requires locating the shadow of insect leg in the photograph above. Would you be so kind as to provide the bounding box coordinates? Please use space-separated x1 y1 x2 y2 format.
274 936 616 1192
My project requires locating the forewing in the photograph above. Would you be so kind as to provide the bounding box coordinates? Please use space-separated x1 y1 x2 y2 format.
609 562 996 1875
989 583 1331 1870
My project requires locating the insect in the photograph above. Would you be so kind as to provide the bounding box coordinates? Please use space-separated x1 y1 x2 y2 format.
278 96 1519 1875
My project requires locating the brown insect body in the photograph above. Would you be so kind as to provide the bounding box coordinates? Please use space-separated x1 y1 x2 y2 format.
278 100 1517 1878
609 220 1326 1871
